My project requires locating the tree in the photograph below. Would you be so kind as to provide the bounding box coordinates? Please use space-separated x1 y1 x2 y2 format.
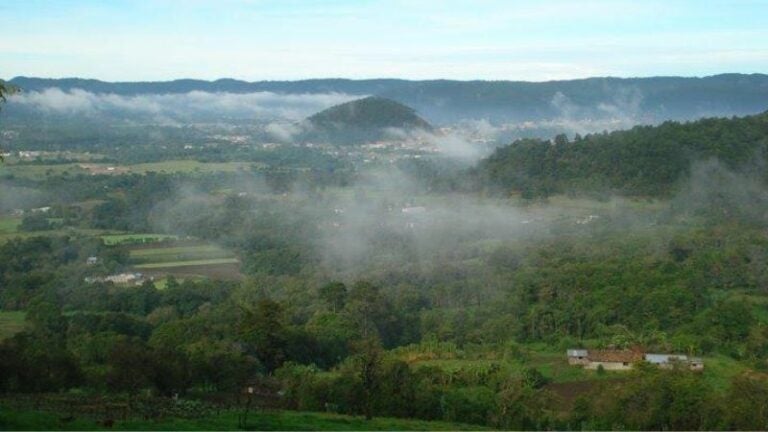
494 378 554 430
319 282 347 312
351 336 384 420
724 373 768 430
239 298 288 373
522 367 549 389
26 298 68 338
344 281 401 347
0 81 18 162
105 339 154 394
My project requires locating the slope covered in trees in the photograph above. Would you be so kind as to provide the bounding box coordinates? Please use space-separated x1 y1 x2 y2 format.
304 96 432 144
478 111 768 197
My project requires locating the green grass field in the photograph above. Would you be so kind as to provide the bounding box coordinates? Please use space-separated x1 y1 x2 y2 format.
0 216 21 234
126 242 239 271
129 244 234 263
0 163 88 179
135 258 240 269
0 408 485 431
0 311 27 341
127 160 254 174
0 160 256 181
1 227 117 243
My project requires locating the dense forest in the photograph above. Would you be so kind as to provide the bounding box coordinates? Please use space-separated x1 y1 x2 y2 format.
478 111 768 197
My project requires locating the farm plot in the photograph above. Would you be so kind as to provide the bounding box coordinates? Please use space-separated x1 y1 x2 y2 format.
0 160 256 181
127 242 243 281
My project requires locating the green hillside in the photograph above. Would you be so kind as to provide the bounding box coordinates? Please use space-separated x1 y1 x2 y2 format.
305 96 432 144
478 111 768 197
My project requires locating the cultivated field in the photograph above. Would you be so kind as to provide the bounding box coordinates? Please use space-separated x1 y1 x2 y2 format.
124 240 243 281
0 160 258 180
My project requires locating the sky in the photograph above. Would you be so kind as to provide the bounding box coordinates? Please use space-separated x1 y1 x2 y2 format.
1 0 767 82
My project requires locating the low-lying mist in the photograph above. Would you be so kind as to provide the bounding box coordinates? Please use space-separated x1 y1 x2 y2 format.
6 88 360 122
136 153 768 286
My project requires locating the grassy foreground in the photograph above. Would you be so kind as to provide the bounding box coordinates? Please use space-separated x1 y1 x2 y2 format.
0 408 486 431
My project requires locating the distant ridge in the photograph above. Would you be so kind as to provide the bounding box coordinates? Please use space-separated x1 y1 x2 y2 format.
8 74 768 123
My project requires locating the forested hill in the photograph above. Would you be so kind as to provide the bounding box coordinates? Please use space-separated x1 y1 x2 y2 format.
308 96 432 131
477 111 768 197
304 96 431 144
9 74 768 123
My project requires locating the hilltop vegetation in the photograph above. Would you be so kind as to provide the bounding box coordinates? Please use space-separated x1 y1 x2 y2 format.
305 96 433 144
478 111 768 197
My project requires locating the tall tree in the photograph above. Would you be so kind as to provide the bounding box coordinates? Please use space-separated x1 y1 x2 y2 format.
351 336 384 421
239 298 288 373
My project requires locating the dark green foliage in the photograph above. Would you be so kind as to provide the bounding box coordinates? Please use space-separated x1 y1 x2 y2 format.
319 282 347 312
0 332 82 392
479 111 768 197
19 213 52 231
493 379 555 430
575 367 723 430
239 298 289 373
723 373 768 430
522 367 549 389
305 96 432 144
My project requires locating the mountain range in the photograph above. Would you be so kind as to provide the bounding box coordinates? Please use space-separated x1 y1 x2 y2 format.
8 74 768 124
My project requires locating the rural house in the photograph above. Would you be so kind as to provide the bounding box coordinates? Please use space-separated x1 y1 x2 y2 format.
583 349 644 370
567 349 704 371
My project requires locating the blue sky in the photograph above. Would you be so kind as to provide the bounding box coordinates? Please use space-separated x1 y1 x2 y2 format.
1 0 767 81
